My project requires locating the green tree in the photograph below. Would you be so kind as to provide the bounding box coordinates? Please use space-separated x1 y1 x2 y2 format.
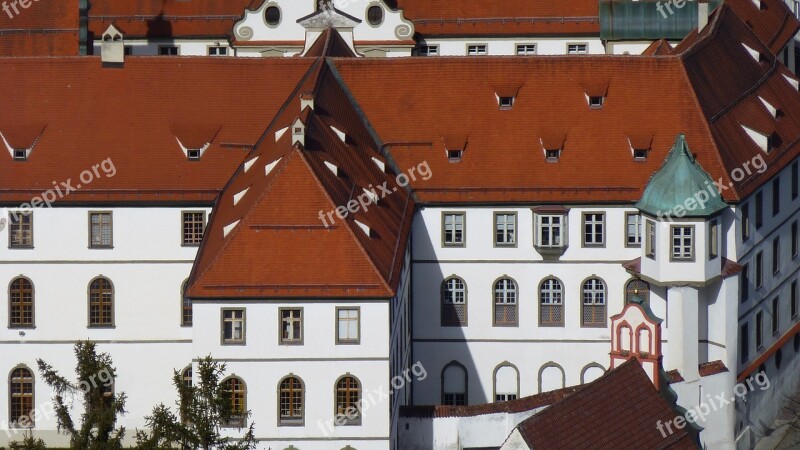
36 341 126 449
135 356 257 450
8 431 46 450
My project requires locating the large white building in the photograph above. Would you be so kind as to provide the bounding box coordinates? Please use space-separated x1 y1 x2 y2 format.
1 1 800 450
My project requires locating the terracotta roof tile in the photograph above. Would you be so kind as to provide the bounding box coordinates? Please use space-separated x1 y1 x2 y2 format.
642 39 674 56
0 1 79 55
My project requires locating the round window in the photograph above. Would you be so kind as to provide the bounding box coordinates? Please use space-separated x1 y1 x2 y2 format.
265 6 281 26
367 5 384 26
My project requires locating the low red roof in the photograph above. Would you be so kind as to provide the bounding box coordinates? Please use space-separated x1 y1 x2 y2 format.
0 0 79 55
400 386 581 418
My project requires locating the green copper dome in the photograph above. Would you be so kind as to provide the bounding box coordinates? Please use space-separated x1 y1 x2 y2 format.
635 134 727 218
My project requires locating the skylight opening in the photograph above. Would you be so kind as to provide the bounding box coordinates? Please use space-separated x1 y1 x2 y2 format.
633 149 648 160
187 149 201 161
545 149 560 162
588 96 604 108
499 96 514 109
447 149 463 162
13 149 26 161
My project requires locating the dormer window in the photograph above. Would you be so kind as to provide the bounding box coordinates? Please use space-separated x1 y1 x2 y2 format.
545 149 560 161
588 96 604 108
187 149 201 161
633 149 648 160
447 149 463 162
499 97 514 109
13 149 26 160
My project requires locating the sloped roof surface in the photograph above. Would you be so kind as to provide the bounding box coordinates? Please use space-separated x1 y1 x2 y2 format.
0 0 79 55
515 360 699 450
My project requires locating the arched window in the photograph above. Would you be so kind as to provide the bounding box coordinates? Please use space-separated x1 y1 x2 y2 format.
335 376 361 425
223 377 246 427
181 366 192 388
441 277 467 326
279 376 304 425
89 277 113 327
493 278 517 326
9 277 34 327
538 362 565 393
625 279 650 304
9 367 34 427
181 280 192 326
441 362 467 405
581 278 606 327
493 363 519 402
540 278 563 326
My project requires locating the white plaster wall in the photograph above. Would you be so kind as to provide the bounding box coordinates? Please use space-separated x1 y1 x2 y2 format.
671 371 737 450
417 37 606 56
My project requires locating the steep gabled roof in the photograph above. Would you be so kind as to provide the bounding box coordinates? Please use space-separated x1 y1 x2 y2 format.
393 0 599 37
186 57 415 299
304 28 358 58
514 360 699 450
726 0 800 54
0 57 313 204
642 38 673 56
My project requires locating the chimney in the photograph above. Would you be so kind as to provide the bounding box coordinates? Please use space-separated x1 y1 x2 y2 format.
101 24 124 66
698 0 709 32
300 93 315 111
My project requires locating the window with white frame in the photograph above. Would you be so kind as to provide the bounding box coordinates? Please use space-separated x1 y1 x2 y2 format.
581 278 606 326
626 213 642 247
467 44 487 56
494 365 518 402
442 277 467 326
280 308 303 344
535 214 567 249
540 278 563 326
495 213 516 246
443 213 465 247
493 278 517 326
709 220 719 260
418 45 438 56
208 46 228 56
671 226 694 261
645 220 656 258
582 213 605 246
516 44 536 55
567 43 587 54
337 308 359 344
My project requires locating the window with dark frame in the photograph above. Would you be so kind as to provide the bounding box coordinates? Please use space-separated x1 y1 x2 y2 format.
588 96 604 108
493 278 517 326
793 221 798 258
756 311 763 349
741 323 749 363
222 309 245 344
646 220 656 258
625 279 650 304
13 149 26 160
182 212 206 246
443 213 464 246
581 278 606 326
265 6 281 25
418 45 438 56
181 281 192 326
499 97 514 109
208 46 228 56
755 191 763 228
792 281 798 319
280 308 303 344
441 277 466 326
442 364 467 406
9 277 33 328
279 376 303 425
772 297 780 334
9 367 34 428
223 377 246 427
773 177 781 216
793 161 799 199
741 264 750 302
159 46 178 55
89 212 113 248
367 5 384 25
447 149 463 162
540 278 563 326
742 202 750 241
633 149 648 160
545 149 560 161
773 236 781 274
89 277 113 327
9 212 33 248
335 376 361 425
756 252 764 288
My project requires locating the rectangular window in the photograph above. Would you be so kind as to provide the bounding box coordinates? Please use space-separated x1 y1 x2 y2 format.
495 394 518 402
772 298 780 335
709 220 719 260
222 309 245 344
443 393 466 406
742 202 750 242
792 161 798 199
89 212 113 248
756 252 764 288
773 177 781 216
741 264 749 302
124 45 132 56
773 236 781 274
159 46 179 55
792 281 798 319
467 44 487 56
582 213 605 246
756 311 763 349
793 221 798 258
336 308 359 344
536 214 566 248
208 46 228 56
418 45 438 56
516 44 536 55
442 213 465 247
182 211 206 246
494 213 517 246
8 212 33 248
670 226 694 261
567 43 588 54
755 191 763 229
280 308 303 345
646 220 656 258
626 213 642 247
741 323 749 363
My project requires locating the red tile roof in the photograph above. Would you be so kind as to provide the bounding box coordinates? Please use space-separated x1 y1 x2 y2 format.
726 0 800 54
186 50 415 299
400 386 580 419
0 57 314 204
0 1 79 55
394 0 600 37
87 0 262 38
642 39 673 56
515 359 699 449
